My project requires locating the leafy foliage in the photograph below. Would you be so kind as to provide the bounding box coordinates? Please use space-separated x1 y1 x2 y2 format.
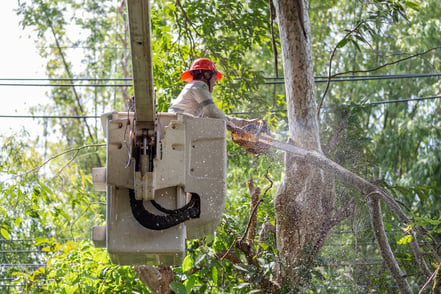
2 0 440 292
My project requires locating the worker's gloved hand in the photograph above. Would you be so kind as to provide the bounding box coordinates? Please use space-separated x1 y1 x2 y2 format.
232 118 260 128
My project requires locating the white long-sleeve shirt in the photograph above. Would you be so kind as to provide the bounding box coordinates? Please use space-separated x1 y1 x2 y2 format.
168 80 254 129
168 80 226 119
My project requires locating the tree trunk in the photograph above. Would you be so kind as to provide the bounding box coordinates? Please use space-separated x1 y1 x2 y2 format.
273 0 336 284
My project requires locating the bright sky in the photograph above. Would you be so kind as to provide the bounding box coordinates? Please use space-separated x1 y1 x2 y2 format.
0 2 48 137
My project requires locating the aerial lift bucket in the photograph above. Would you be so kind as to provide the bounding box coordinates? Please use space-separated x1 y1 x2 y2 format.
91 0 226 266
92 112 226 265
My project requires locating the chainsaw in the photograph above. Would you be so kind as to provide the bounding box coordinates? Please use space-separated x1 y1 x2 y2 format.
231 120 272 155
231 120 308 157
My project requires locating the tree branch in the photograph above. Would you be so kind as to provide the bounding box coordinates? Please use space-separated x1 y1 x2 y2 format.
418 263 441 294
317 23 362 117
174 0 200 54
48 22 98 147
368 193 412 294
246 180 260 247
238 170 273 245
25 144 106 176
274 141 439 285
269 0 279 106
134 265 173 294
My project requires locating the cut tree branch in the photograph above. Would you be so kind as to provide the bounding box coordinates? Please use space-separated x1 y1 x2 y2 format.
274 141 439 287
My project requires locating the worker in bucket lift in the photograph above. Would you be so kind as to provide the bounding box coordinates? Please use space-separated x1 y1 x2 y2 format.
168 58 258 134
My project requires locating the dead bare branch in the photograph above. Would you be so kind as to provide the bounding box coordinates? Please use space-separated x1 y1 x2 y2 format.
134 265 173 294
215 250 241 264
239 170 274 246
246 180 260 247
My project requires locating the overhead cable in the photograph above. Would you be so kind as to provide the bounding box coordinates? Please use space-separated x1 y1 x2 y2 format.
229 95 441 115
0 115 99 119
265 73 441 84
0 83 128 87
0 73 440 87
0 95 440 119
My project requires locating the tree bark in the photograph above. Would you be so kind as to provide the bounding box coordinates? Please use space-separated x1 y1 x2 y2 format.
273 0 337 284
272 1 436 291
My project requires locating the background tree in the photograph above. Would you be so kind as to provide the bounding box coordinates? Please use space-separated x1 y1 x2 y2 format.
1 0 441 293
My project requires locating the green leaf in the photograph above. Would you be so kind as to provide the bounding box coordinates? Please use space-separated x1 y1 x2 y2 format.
211 265 218 285
336 38 348 48
414 216 441 228
33 187 41 196
169 281 187 294
14 217 23 226
1 228 10 240
351 39 362 52
403 1 420 11
184 275 196 294
35 237 49 245
259 242 269 250
397 234 412 245
42 246 52 252
354 33 368 45
182 254 194 272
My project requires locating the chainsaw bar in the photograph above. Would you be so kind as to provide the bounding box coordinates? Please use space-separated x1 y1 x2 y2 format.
231 121 308 157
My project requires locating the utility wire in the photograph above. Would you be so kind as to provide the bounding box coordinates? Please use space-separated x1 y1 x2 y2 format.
0 74 439 119
265 73 441 84
0 115 99 119
2 93 440 119
0 78 131 81
367 95 441 105
230 94 441 115
0 72 440 86
0 83 128 87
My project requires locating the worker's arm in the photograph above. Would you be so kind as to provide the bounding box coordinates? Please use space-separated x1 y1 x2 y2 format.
191 83 261 132
202 103 258 132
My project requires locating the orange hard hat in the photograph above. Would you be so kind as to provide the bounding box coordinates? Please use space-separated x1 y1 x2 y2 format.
180 58 223 82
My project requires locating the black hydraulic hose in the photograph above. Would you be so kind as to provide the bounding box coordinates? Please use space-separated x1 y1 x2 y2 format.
151 197 195 215
128 189 201 230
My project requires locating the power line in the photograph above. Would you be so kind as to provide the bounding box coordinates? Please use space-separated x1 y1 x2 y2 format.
265 72 441 84
1 94 439 120
0 72 440 87
0 78 131 81
0 83 129 87
0 115 99 119
230 94 441 115
316 72 441 82
367 95 441 105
